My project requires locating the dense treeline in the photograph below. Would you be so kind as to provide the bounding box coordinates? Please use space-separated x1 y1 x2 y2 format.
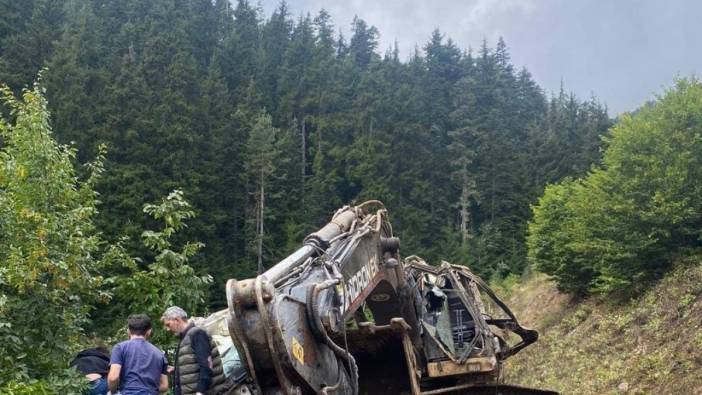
0 0 610 304
528 79 702 295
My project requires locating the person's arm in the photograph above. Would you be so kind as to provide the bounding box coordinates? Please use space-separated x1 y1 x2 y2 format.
107 364 122 393
191 329 214 394
158 353 169 393
108 343 123 393
159 373 169 393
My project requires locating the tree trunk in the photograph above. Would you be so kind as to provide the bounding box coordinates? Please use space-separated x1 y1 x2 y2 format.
460 179 470 245
301 117 306 208
257 169 265 274
490 160 495 222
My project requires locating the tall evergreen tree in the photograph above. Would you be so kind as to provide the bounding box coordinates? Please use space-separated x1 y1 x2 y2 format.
259 2 292 116
348 16 379 69
220 0 261 97
243 112 283 273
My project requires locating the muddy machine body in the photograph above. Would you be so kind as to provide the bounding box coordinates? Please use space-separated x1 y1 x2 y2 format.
225 202 555 395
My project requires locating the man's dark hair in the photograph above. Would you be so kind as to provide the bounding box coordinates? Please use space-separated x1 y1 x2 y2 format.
127 314 152 336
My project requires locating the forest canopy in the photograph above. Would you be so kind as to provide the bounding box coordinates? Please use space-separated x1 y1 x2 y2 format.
0 1 611 300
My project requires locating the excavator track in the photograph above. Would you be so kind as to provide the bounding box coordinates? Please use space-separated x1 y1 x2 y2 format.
420 384 558 395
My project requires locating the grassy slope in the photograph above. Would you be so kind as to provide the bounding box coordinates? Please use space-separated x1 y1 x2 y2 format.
499 257 702 394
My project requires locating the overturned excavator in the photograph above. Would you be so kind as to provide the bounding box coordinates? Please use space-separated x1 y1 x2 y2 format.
207 202 555 395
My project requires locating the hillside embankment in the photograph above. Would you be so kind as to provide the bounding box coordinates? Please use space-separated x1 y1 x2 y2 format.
501 256 702 394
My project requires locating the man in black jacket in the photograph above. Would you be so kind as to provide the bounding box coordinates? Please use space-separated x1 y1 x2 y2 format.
70 346 110 395
161 306 226 395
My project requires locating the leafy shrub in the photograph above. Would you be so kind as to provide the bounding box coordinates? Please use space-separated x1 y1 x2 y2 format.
0 79 100 390
528 78 702 294
96 189 212 346
0 77 211 389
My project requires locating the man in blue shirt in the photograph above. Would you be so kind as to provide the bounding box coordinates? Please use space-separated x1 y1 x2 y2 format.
108 314 169 395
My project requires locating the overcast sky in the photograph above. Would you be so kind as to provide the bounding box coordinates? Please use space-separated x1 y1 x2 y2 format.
259 0 701 115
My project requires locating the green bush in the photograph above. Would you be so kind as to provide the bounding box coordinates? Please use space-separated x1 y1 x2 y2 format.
97 189 212 346
528 78 702 294
0 78 212 389
0 80 100 390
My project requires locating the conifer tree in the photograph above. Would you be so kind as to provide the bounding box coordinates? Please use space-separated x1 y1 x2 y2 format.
259 2 292 115
221 0 261 96
348 16 379 69
244 112 282 273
